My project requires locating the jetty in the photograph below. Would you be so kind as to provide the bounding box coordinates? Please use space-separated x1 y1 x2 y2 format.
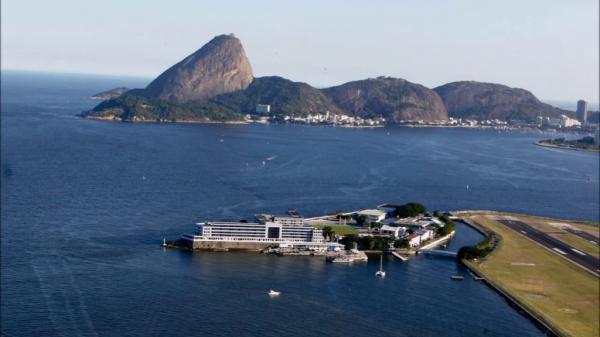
391 251 409 261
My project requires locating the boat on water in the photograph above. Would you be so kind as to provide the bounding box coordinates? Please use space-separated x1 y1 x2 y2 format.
268 289 281 296
375 255 386 278
451 275 464 281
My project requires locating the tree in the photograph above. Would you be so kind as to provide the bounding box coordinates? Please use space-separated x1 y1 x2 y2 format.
394 239 410 249
322 226 334 242
340 235 357 250
361 236 375 250
393 202 427 218
370 222 383 230
355 214 371 227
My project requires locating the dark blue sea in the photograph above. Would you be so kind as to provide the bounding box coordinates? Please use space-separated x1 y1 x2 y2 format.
1 71 598 337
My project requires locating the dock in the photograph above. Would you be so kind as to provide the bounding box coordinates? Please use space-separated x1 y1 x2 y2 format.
391 251 409 261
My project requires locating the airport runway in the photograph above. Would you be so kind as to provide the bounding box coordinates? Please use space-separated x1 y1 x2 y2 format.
563 227 599 245
498 219 600 276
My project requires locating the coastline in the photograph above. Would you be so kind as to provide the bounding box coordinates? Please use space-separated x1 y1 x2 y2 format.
456 212 599 337
457 216 564 337
83 115 249 124
534 140 600 152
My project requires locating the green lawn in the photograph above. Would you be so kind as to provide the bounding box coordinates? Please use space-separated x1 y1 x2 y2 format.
312 224 358 235
466 214 599 337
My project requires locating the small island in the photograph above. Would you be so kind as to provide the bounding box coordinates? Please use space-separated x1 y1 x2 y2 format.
166 202 457 263
536 135 599 152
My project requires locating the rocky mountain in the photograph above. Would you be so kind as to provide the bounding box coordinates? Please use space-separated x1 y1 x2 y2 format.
90 87 128 100
140 34 253 103
84 34 570 125
322 77 448 122
212 76 344 117
434 81 569 122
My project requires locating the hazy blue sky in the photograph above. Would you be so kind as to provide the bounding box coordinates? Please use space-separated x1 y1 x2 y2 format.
2 0 598 102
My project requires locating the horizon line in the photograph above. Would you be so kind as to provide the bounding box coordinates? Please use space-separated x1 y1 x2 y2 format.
2 67 598 108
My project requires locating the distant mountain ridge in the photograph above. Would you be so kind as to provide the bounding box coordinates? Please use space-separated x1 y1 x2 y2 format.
83 34 570 124
434 81 570 122
323 77 448 122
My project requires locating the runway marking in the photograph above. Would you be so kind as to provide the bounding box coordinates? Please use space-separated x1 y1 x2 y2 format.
552 248 567 255
571 248 586 256
511 262 536 266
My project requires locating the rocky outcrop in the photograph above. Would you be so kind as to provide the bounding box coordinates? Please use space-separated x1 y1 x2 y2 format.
90 87 128 100
323 77 448 122
141 34 253 103
434 81 569 122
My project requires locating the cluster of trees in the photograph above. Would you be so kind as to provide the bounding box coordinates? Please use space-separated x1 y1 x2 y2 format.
393 202 427 218
436 214 456 236
87 94 243 122
393 238 410 249
339 235 394 250
321 226 336 242
457 235 495 260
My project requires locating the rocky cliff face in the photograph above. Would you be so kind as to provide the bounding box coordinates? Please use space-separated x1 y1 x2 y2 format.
141 34 253 103
323 77 448 122
434 81 568 122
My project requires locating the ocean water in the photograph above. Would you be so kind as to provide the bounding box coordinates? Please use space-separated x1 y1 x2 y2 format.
1 71 598 337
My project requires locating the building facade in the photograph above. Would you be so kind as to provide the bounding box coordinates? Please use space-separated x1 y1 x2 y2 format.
181 215 328 250
576 100 588 124
256 104 271 114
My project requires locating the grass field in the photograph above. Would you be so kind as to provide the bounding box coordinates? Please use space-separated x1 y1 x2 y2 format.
502 213 599 256
312 224 358 235
465 214 599 337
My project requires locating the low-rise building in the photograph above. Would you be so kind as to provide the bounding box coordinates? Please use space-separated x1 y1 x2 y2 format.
256 104 271 114
405 229 435 248
354 209 387 223
380 225 407 238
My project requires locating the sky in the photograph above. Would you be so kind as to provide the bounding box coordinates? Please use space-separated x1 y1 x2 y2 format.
2 0 599 103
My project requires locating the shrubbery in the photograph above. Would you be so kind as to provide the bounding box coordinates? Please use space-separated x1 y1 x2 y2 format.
437 214 456 236
457 235 495 260
393 202 426 218
339 235 394 250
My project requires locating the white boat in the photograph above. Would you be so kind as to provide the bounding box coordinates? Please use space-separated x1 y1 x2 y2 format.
268 289 281 296
375 255 386 278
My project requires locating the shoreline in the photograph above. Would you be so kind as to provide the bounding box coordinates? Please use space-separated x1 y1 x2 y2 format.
456 215 563 337
82 116 595 134
534 140 600 152
83 115 249 124
456 212 599 337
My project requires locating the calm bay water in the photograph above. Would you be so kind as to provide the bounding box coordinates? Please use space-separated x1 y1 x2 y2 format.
1 71 598 337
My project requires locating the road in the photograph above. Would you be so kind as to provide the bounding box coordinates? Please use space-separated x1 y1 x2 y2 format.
498 219 600 276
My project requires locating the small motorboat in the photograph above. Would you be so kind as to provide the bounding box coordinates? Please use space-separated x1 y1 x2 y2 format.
451 275 464 281
375 255 386 278
268 289 281 296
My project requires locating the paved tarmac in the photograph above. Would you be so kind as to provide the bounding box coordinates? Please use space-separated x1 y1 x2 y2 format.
498 219 600 276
